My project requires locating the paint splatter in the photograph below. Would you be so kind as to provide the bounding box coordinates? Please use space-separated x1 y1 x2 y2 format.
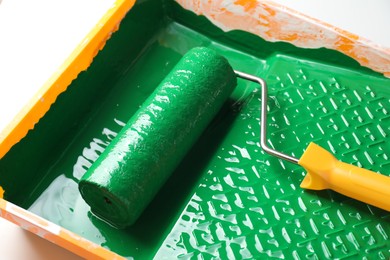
175 0 390 77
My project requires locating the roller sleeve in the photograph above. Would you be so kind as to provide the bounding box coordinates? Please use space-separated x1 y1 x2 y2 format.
78 47 237 228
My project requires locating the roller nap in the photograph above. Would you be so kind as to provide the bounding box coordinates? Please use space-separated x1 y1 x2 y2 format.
78 47 237 228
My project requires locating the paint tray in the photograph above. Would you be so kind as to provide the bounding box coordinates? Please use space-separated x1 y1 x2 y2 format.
1 0 389 258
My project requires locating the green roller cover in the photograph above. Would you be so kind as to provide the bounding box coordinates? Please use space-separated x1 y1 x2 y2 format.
78 47 237 228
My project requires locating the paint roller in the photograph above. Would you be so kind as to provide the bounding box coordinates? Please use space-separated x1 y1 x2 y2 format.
79 47 237 228
79 47 390 229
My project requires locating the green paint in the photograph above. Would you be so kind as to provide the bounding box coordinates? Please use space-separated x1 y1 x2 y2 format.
0 0 389 259
79 47 237 228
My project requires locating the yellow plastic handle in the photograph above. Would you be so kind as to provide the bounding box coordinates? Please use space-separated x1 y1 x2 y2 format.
298 142 390 211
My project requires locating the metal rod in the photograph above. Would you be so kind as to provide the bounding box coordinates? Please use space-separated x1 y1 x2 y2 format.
234 70 299 164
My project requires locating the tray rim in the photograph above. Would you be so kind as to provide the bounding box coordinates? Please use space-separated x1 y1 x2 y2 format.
176 0 390 77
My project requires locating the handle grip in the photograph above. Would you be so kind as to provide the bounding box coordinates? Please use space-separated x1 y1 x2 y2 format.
298 142 390 211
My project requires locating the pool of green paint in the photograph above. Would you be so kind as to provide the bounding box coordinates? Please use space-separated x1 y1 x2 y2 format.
0 0 389 259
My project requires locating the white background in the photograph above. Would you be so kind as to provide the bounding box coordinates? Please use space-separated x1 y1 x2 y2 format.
0 0 389 259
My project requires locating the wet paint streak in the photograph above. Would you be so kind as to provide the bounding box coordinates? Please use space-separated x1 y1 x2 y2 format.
175 0 390 78
0 199 125 259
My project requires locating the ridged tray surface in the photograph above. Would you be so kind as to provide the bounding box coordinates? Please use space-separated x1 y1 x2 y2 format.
155 55 390 259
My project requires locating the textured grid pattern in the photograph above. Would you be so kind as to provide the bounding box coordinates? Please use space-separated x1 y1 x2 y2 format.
155 55 390 259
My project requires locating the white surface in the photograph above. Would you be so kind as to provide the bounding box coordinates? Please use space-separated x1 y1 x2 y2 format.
0 0 389 259
0 0 115 136
272 0 390 48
